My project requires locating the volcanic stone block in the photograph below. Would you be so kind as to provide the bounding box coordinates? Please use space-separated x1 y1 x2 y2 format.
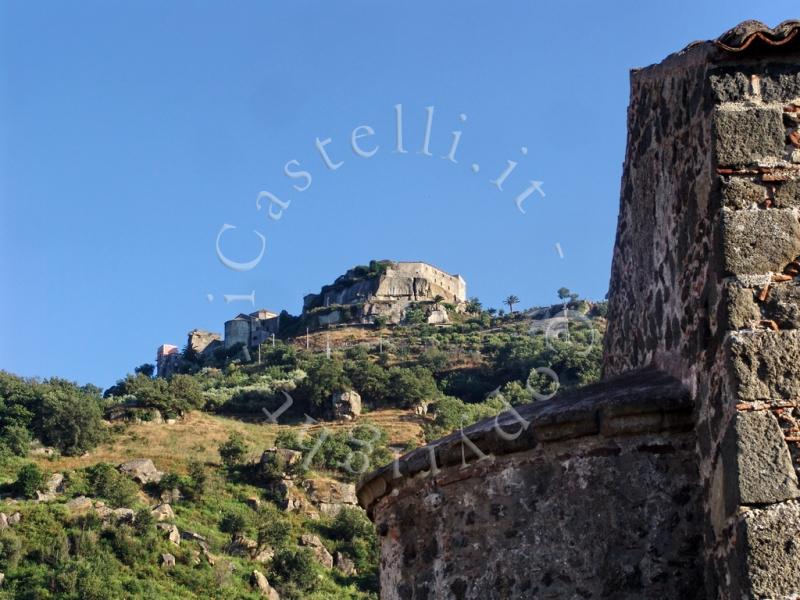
760 63 800 103
737 500 800 599
723 282 759 330
722 209 800 275
709 68 752 103
723 411 799 506
714 107 785 166
774 178 800 208
729 331 800 400
720 177 766 209
763 282 800 328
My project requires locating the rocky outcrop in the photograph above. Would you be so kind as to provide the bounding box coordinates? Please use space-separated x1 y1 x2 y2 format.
426 308 449 325
188 329 222 356
151 503 175 522
227 534 258 557
35 473 65 502
303 478 358 517
335 551 356 576
302 261 466 326
158 523 181 546
263 477 315 517
251 570 280 599
260 448 303 474
331 390 362 421
119 459 163 484
66 496 93 515
299 534 333 569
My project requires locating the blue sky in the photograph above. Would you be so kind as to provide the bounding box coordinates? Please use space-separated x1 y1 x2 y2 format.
1 1 797 388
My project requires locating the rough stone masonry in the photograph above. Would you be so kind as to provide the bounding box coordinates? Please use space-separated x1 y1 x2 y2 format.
357 20 800 600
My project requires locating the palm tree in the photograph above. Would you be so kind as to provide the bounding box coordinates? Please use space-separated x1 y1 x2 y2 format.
505 295 520 313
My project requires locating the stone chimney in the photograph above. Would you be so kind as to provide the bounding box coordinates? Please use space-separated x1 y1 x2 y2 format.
603 20 800 598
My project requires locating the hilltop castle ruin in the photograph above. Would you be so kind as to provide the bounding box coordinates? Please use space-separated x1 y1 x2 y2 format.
302 261 466 328
357 20 800 600
156 260 465 376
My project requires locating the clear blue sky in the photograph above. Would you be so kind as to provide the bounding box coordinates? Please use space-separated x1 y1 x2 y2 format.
1 1 797 388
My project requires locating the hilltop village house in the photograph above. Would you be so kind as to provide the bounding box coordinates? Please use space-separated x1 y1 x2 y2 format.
156 260 465 376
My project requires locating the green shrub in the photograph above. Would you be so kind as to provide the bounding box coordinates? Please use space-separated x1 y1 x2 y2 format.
37 381 107 455
386 367 439 408
0 529 21 570
86 463 139 508
296 356 350 408
271 548 317 593
329 508 378 575
2 424 31 456
218 432 248 468
219 507 250 536
14 463 44 498
185 459 208 499
257 506 292 550
133 507 156 537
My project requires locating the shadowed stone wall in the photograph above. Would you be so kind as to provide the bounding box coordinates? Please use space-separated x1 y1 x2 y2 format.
359 370 703 599
359 21 800 600
602 21 800 599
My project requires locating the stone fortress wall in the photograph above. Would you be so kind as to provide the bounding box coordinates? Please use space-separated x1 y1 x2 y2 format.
303 261 466 328
157 262 464 367
357 20 800 600
384 262 467 304
306 261 466 310
223 311 280 349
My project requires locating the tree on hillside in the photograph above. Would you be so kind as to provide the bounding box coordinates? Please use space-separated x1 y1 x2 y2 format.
466 297 482 314
218 432 248 468
38 382 106 456
505 295 520 313
296 355 350 408
557 287 579 302
134 363 155 378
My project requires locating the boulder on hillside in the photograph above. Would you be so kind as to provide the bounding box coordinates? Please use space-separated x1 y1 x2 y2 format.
45 473 65 495
118 459 163 484
227 534 258 557
302 478 358 517
158 523 181 546
335 551 357 576
181 530 208 543
427 308 450 325
34 473 66 503
251 570 280 599
299 534 333 569
267 478 319 519
29 446 55 457
260 448 303 475
151 503 175 521
253 545 275 564
66 496 93 515
112 507 135 522
331 390 362 421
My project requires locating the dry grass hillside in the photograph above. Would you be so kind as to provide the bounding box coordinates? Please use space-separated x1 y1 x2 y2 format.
35 408 426 475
